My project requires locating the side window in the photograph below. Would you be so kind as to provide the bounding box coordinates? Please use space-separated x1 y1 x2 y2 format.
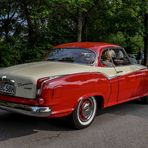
111 48 131 66
100 49 115 67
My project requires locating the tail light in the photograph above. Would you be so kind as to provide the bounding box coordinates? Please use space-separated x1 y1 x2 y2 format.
36 77 49 97
36 75 63 104
38 98 45 105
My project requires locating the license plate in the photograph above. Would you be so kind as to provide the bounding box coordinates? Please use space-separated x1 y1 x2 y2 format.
0 83 15 95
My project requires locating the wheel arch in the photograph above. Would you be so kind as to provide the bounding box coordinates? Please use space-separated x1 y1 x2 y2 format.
76 94 105 110
94 95 104 110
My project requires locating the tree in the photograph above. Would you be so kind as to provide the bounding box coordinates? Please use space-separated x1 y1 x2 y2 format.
144 13 148 66
142 0 148 66
0 0 19 41
44 0 101 42
0 0 148 67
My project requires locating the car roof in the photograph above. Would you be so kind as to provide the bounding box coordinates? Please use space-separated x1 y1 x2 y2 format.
54 42 120 53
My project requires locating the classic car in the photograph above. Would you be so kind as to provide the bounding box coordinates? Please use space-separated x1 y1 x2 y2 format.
0 42 148 129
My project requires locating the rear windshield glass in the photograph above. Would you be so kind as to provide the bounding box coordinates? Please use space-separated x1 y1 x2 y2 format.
46 48 96 65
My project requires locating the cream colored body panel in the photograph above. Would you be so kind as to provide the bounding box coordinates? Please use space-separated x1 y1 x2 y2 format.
0 61 146 99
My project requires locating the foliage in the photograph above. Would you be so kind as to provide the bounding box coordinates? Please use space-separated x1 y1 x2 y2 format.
0 0 148 67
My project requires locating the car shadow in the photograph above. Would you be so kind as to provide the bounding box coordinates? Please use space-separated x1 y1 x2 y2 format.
0 111 72 141
96 100 148 117
0 100 147 141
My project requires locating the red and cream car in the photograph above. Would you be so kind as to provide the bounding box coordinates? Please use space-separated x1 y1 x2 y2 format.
0 42 148 129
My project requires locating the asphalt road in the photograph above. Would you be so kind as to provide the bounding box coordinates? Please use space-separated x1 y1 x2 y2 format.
0 101 148 148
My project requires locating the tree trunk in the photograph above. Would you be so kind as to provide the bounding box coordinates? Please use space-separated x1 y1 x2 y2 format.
144 13 148 66
4 22 9 42
82 15 88 41
20 1 34 44
77 11 83 42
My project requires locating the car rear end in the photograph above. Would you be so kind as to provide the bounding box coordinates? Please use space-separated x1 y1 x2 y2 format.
0 74 53 117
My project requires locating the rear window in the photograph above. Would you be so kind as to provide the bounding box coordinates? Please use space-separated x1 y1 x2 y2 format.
46 48 96 65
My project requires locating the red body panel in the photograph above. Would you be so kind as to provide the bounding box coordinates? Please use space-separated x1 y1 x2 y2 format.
0 42 148 118
0 95 39 105
41 73 111 117
106 78 119 107
117 72 141 101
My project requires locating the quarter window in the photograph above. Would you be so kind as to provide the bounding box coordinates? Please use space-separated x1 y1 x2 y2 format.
111 48 131 66
100 48 131 67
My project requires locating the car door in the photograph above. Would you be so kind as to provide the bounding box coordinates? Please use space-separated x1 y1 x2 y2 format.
130 65 148 97
99 48 119 106
111 48 143 102
143 69 148 96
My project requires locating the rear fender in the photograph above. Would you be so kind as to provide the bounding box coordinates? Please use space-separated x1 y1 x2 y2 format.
42 72 110 117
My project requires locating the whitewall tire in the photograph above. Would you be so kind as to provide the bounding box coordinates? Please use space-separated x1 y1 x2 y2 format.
71 97 97 129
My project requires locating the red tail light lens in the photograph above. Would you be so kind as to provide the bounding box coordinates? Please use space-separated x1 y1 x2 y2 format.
36 77 49 96
38 98 45 105
36 75 62 97
37 77 49 89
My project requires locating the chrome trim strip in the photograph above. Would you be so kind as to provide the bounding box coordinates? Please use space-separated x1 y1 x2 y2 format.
0 101 52 117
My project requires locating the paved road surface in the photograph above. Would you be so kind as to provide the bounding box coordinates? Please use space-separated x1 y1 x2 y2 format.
0 101 148 148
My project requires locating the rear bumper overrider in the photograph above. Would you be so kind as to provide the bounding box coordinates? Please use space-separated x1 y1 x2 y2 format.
0 100 52 117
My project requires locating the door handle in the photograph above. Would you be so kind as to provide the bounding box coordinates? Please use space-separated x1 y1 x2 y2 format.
116 71 123 73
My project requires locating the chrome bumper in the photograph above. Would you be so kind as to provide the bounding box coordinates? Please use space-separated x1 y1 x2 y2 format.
0 101 52 117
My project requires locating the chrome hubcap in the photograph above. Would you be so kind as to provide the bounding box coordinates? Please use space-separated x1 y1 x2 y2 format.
79 98 95 122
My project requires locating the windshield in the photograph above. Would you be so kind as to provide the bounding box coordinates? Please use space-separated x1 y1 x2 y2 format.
46 48 96 65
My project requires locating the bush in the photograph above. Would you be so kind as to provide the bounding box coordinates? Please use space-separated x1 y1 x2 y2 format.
0 41 52 67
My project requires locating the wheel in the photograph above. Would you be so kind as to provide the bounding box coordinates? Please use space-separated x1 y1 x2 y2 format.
141 96 148 104
71 96 97 129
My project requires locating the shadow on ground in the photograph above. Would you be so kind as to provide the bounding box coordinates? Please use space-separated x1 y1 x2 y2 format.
0 100 147 141
0 111 72 141
97 100 148 116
